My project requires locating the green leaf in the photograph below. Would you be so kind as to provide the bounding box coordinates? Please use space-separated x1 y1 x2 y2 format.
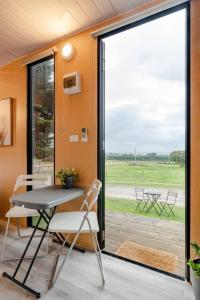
191 242 200 256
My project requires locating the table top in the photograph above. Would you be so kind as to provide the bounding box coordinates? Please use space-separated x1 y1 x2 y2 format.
10 186 85 210
145 192 161 196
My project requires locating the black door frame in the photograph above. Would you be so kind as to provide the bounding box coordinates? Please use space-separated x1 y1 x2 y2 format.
97 2 190 281
27 54 55 227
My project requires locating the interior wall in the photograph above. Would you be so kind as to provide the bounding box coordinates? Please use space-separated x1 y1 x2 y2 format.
0 61 26 220
190 0 200 248
0 29 97 249
0 0 199 251
54 31 97 248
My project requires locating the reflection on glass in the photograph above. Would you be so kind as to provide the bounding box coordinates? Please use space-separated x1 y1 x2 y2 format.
31 58 54 177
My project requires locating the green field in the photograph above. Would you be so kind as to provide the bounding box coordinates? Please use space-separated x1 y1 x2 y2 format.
106 161 184 189
106 197 185 223
32 161 185 227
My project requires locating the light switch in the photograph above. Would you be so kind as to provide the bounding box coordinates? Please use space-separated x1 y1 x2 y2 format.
69 135 79 142
81 128 88 143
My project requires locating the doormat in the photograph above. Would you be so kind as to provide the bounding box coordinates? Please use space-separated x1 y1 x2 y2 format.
116 241 178 273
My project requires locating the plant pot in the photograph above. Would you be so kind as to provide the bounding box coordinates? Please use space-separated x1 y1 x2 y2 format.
63 176 73 189
191 259 200 300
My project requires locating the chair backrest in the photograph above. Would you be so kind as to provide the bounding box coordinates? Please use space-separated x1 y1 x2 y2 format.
81 179 102 212
135 188 144 200
166 191 178 204
14 174 52 193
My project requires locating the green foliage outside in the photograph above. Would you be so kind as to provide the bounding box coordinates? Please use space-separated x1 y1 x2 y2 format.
106 151 185 165
33 60 54 161
34 105 54 160
105 197 185 223
105 161 185 223
106 153 169 162
169 150 185 167
106 161 184 189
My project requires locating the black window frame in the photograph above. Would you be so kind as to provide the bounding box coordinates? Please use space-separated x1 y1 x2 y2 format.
27 54 55 227
97 2 190 281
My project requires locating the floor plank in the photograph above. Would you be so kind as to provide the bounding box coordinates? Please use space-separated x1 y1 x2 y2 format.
105 211 185 276
0 222 193 300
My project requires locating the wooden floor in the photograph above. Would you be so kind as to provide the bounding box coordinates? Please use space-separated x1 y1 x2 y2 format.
105 211 185 277
0 223 194 300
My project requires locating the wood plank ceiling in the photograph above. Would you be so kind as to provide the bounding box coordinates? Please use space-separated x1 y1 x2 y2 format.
0 0 148 66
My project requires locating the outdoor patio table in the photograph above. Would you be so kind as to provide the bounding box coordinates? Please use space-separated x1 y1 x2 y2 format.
144 192 161 215
2 185 85 299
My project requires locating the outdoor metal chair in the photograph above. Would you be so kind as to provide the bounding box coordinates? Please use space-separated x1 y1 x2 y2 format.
135 188 148 213
158 191 178 217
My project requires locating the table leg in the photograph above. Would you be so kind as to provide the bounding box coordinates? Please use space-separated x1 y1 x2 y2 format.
145 202 154 213
145 195 154 213
142 199 150 212
2 207 56 299
151 195 162 215
38 210 63 245
155 199 162 215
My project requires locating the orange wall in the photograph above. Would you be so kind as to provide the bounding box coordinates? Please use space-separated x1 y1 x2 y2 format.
0 29 98 248
190 0 200 246
54 32 98 248
55 32 97 189
0 1 200 250
0 61 26 216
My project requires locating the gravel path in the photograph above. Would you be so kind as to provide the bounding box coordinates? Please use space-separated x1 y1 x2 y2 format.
105 184 185 207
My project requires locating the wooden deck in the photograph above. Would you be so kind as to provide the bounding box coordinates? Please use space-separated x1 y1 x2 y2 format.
105 211 185 277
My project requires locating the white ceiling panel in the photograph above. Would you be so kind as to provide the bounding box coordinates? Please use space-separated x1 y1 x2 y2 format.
0 0 150 66
93 0 116 18
60 0 91 27
77 0 103 23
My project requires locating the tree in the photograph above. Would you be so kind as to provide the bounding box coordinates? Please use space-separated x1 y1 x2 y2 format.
170 150 185 166
34 105 54 160
33 59 54 161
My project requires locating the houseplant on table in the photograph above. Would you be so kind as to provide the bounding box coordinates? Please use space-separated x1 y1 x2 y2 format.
188 242 200 300
56 168 78 189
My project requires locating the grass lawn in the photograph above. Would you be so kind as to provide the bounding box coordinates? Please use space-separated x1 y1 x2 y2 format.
106 161 184 189
106 197 185 223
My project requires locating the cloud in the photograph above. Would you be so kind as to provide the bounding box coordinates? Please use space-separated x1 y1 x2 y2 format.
105 104 185 154
103 9 186 154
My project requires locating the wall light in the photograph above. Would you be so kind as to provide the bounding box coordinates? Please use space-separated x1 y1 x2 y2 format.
62 43 75 61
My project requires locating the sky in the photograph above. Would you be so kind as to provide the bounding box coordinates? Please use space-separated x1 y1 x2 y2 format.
104 9 186 155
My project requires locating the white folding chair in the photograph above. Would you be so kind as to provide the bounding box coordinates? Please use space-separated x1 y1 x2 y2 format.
1 174 52 261
48 179 105 288
158 191 178 217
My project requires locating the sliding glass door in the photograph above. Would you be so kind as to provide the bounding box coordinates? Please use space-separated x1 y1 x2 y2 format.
98 4 190 279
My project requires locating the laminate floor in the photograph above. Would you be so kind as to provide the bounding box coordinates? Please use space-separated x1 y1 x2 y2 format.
0 223 194 300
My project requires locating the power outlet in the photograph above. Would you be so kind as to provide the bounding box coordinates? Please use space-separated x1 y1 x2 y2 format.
69 135 79 142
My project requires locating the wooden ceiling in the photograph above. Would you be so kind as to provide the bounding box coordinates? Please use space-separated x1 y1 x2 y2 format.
0 0 148 66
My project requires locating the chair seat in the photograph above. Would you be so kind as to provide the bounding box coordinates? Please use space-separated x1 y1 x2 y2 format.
159 201 174 206
6 206 40 218
49 211 99 233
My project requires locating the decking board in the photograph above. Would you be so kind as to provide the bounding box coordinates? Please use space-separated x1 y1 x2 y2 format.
105 211 185 276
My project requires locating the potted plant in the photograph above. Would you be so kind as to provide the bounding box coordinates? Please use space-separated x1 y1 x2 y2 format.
56 168 78 189
188 242 200 300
